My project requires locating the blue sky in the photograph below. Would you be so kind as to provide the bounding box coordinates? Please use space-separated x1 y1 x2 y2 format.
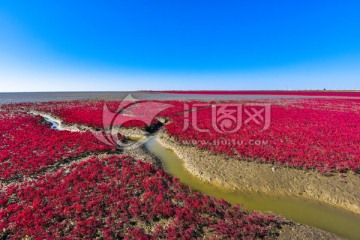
0 1 360 91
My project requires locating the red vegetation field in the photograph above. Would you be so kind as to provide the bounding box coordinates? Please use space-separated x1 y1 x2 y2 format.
0 104 284 239
28 100 185 129
0 110 111 181
10 97 360 175
165 98 360 174
0 155 284 239
1 96 359 238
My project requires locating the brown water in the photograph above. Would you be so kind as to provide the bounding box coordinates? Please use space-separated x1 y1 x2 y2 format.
144 136 360 240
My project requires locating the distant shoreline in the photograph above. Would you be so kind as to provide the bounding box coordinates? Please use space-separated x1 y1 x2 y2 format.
1 91 359 104
151 90 360 97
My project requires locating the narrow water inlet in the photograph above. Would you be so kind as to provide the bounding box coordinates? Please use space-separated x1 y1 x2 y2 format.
144 136 360 240
44 117 61 130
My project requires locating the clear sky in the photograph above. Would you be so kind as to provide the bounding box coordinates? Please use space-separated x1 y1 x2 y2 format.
1 1 360 91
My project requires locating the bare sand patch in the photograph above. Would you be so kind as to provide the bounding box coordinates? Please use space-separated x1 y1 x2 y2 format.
278 223 343 240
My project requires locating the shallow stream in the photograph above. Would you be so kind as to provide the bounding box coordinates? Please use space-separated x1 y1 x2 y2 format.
144 136 360 240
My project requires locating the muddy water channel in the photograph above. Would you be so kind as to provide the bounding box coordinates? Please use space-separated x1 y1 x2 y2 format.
144 136 360 240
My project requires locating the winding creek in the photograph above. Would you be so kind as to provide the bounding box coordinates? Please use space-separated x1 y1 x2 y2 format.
41 116 360 239
144 136 360 240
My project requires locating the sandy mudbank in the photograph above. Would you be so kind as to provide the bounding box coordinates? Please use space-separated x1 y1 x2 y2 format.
157 131 360 215
29 110 147 138
278 224 343 240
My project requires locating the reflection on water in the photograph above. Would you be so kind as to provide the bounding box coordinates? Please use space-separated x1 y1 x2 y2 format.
144 136 360 240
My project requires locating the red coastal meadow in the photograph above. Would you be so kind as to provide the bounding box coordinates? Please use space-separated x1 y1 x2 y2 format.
0 110 112 181
0 156 284 239
165 98 360 174
16 97 360 174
